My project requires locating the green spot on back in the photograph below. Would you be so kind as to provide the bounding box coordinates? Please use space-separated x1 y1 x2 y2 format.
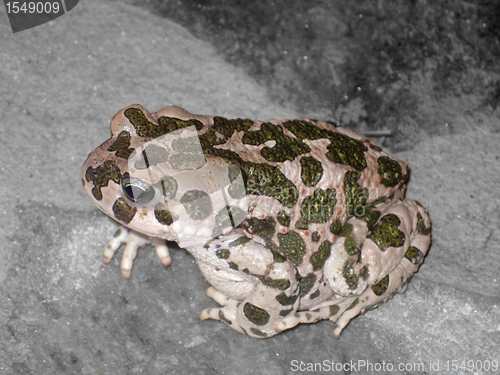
344 171 368 217
325 135 367 171
245 217 285 261
242 122 311 162
282 119 332 140
180 190 213 220
197 117 252 155
330 219 343 235
300 156 324 187
134 144 169 170
310 241 332 270
187 117 299 207
276 210 291 227
107 131 135 159
171 136 203 153
124 108 203 138
156 116 204 133
278 231 306 265
297 188 337 229
213 206 247 237
159 176 178 199
238 161 298 207
377 156 405 187
369 214 405 251
359 209 382 230
212 116 254 137
170 153 206 170
338 223 354 237
227 164 247 199
283 119 367 170
247 217 276 240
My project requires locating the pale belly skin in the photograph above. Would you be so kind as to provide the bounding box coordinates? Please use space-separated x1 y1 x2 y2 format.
82 105 431 339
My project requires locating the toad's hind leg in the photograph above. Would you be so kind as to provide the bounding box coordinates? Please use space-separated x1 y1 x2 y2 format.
328 199 431 338
278 200 431 339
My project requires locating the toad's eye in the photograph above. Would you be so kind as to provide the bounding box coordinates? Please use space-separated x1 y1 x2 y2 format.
121 177 155 203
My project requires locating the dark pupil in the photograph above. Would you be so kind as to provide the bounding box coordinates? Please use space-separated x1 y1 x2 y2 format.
121 177 155 203
124 185 148 202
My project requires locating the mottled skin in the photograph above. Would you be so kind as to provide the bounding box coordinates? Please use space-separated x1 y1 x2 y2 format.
82 105 431 338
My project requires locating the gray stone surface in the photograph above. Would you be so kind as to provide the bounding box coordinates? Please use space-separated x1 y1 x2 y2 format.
0 1 499 374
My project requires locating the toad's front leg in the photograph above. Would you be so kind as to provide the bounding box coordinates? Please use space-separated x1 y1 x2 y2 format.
197 236 301 338
102 225 171 279
199 275 300 339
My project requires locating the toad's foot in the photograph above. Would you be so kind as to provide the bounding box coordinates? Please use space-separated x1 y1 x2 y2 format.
199 287 247 335
102 225 171 279
275 306 333 334
275 296 359 338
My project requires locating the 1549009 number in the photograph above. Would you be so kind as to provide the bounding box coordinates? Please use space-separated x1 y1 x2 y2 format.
5 2 60 14
445 359 499 372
